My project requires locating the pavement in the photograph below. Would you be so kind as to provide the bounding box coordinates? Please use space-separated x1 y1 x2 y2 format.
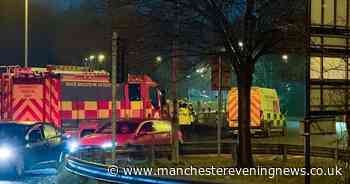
185 119 348 148
252 120 348 148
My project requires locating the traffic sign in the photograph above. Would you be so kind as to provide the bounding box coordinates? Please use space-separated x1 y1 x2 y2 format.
211 56 231 90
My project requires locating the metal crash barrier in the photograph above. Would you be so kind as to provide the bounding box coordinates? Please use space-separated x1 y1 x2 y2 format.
65 142 350 184
65 156 222 184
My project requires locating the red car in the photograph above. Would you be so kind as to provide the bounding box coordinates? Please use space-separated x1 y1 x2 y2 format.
64 120 100 140
77 119 183 150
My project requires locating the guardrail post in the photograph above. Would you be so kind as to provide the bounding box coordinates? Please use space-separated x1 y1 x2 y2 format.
344 161 350 184
148 144 155 167
232 135 238 166
304 119 311 184
345 162 350 184
282 145 288 162
334 148 338 161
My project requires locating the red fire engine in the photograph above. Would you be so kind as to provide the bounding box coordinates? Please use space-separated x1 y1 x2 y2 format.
0 66 163 130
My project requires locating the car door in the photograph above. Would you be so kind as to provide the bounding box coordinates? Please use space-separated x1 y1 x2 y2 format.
25 124 47 166
43 124 62 162
134 121 156 145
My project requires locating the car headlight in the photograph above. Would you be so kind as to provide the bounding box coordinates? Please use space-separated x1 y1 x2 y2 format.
0 146 13 160
101 142 114 149
68 140 79 153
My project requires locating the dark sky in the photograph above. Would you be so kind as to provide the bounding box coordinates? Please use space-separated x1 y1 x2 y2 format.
0 0 83 67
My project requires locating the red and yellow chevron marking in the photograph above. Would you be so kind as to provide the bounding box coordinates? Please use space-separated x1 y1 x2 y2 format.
250 90 261 127
12 84 44 122
227 88 261 128
227 89 237 121
43 78 61 127
9 77 61 127
12 98 43 122
0 75 12 120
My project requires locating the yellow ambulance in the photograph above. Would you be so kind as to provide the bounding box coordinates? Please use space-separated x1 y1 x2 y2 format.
227 87 286 136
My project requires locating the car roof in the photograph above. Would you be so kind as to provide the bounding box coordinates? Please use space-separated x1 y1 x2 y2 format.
117 119 146 124
0 121 42 126
118 119 170 123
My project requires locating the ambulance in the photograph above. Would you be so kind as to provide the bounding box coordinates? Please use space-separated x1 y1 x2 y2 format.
227 87 286 136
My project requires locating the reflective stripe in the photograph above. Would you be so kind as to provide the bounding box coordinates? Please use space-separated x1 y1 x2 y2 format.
227 88 261 128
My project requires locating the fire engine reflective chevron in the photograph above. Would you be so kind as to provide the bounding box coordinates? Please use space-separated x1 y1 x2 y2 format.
43 77 61 127
10 75 61 127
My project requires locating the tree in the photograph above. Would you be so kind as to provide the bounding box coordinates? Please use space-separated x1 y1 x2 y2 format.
136 0 305 167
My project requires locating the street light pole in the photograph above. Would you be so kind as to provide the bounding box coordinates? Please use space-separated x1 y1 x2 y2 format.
217 55 223 156
171 42 179 163
25 0 29 67
111 32 118 163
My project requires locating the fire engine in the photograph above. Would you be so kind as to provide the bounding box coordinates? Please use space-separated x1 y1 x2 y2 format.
227 87 286 136
0 65 163 131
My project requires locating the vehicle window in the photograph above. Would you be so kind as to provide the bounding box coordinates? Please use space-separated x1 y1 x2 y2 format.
128 84 141 101
139 122 154 134
43 124 57 139
97 121 139 134
149 87 159 108
153 121 171 133
28 126 43 143
117 85 124 100
81 129 95 138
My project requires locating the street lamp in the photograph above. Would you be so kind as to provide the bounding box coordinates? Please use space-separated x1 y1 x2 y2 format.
98 54 105 63
282 54 289 62
156 56 162 62
155 56 162 64
25 0 29 67
238 41 244 48
89 55 96 61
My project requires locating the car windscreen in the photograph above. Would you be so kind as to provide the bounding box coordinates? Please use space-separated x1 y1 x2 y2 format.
96 121 139 134
0 124 27 143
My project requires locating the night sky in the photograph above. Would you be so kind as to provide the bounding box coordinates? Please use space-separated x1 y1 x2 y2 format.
0 0 87 66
